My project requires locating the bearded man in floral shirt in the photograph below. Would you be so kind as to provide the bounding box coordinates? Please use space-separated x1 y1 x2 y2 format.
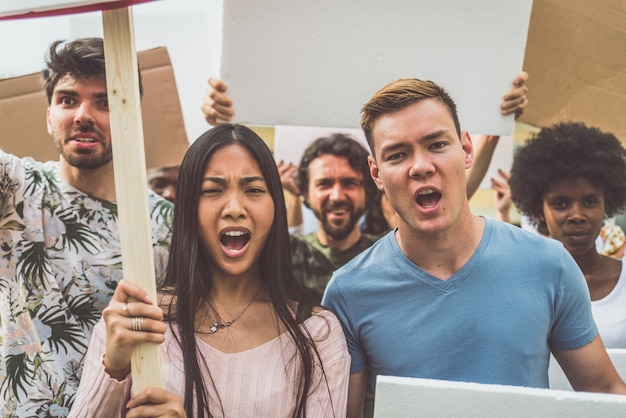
0 37 173 416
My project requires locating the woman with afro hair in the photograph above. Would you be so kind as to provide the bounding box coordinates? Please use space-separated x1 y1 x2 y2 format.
509 121 626 348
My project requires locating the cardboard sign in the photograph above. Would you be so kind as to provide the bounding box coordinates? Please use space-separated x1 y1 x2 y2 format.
221 0 533 135
519 0 626 142
0 0 156 19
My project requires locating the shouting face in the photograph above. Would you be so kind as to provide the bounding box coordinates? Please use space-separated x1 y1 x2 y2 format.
197 143 274 280
368 99 474 238
47 74 112 170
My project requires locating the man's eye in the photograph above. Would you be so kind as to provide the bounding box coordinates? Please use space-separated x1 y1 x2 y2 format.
429 142 446 151
386 152 405 161
60 96 75 106
101 99 109 110
341 180 362 188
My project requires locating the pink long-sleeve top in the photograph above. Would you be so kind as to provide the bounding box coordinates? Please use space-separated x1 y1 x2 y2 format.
70 309 350 417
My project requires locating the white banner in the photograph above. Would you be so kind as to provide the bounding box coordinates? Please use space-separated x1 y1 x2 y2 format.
221 0 533 135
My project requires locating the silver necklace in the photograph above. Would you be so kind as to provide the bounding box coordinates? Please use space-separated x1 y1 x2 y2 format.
199 290 260 334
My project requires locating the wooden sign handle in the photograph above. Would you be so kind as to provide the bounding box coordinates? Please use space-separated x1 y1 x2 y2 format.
102 6 162 393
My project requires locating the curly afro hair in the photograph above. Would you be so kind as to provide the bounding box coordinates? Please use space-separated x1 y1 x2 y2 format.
509 122 626 234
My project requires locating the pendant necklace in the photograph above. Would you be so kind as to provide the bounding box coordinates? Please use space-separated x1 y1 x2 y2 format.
199 289 261 334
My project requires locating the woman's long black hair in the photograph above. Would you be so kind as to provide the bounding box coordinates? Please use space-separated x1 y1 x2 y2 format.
160 124 325 417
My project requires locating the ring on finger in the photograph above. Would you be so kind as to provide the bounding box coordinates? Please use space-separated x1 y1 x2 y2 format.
132 316 144 332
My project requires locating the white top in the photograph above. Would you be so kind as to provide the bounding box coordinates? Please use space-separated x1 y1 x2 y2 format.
592 258 626 348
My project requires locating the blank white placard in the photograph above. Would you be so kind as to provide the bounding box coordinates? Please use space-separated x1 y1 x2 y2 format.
375 375 626 417
221 0 532 134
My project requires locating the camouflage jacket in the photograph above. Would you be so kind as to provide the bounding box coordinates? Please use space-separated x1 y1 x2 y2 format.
290 232 380 302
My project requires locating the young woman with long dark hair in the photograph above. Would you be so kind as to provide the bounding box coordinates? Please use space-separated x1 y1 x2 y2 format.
71 124 350 417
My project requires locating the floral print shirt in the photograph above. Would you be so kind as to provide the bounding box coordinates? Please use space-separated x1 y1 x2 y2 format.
598 223 626 259
0 152 173 417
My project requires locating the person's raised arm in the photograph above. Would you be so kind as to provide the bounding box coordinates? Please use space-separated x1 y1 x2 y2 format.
277 160 304 231
466 71 529 198
491 168 512 223
201 77 234 125
466 134 500 199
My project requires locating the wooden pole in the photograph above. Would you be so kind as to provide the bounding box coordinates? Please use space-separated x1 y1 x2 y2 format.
101 6 162 393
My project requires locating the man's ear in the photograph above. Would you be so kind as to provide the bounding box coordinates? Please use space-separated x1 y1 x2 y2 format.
461 131 474 170
368 155 384 192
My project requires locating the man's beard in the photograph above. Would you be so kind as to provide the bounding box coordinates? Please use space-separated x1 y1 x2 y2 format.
55 125 112 170
317 200 364 241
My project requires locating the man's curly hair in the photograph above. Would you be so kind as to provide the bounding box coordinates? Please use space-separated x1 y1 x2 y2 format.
509 121 626 235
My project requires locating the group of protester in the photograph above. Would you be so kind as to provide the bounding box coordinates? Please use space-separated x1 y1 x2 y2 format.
1 36 625 418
